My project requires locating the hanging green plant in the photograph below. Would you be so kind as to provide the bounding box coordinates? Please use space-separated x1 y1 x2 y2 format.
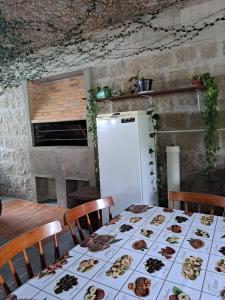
128 70 140 94
86 87 100 147
146 97 160 189
200 72 220 171
1 6 225 89
86 87 101 180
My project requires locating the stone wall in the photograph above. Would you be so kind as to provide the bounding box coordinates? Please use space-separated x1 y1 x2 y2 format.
90 36 225 205
0 86 32 199
0 0 225 201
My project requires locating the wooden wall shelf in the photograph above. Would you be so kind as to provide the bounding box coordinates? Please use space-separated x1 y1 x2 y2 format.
97 86 205 102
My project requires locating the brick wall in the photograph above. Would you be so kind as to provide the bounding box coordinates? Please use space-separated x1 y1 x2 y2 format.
28 75 86 123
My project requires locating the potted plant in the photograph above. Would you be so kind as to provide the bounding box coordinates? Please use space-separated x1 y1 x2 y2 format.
96 85 112 100
191 75 203 88
129 71 153 94
128 71 140 94
102 86 111 98
138 78 153 92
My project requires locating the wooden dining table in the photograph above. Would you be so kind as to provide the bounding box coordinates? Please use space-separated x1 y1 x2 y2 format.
7 204 225 300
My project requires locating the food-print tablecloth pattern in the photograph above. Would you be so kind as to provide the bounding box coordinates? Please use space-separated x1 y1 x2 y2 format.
9 205 225 300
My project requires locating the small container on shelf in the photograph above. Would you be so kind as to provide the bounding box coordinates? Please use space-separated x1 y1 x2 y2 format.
191 75 203 88
138 78 153 92
96 86 112 100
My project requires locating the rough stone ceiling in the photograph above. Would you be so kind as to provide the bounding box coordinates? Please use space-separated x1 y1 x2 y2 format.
0 0 188 51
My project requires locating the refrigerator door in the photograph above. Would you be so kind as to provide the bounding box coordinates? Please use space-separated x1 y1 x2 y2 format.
97 112 142 216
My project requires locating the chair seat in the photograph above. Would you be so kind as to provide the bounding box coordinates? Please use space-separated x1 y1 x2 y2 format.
68 187 100 202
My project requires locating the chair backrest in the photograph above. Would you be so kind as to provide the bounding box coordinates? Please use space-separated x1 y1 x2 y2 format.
64 197 115 244
0 220 62 296
168 191 225 216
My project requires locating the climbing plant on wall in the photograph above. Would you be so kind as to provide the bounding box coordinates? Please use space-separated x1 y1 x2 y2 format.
86 87 101 179
146 97 160 190
0 1 225 89
200 73 220 172
86 87 100 147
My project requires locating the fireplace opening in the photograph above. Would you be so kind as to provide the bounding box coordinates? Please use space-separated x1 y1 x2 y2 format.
66 180 101 230
66 179 89 208
35 177 57 205
33 120 88 147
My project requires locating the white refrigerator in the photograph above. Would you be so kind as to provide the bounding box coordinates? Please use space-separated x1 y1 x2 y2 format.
97 111 158 217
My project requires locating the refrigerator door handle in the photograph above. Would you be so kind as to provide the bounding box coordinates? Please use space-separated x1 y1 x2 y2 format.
111 112 120 117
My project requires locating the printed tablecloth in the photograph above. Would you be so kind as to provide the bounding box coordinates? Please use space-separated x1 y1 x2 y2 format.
9 205 225 300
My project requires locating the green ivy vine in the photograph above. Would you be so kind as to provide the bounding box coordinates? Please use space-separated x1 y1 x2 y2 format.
146 97 160 190
86 87 100 147
86 87 100 179
200 73 220 171
0 5 225 89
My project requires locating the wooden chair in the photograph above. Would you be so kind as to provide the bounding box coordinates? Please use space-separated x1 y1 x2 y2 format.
64 196 115 244
0 220 62 296
168 191 225 216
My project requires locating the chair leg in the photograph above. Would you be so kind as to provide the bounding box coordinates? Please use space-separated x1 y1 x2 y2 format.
23 249 34 279
86 214 93 235
76 220 85 241
109 207 112 220
38 241 47 270
0 275 11 296
68 224 79 245
97 210 102 228
8 260 22 287
53 234 60 260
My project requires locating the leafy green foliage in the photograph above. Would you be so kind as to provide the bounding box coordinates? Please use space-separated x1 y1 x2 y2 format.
200 73 219 171
86 87 100 147
87 87 100 177
128 70 140 93
172 286 183 295
0 13 29 66
1 5 225 89
147 98 160 189
191 74 201 81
